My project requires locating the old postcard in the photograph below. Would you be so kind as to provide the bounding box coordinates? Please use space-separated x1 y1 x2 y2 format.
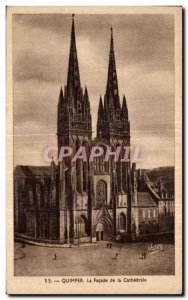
6 6 182 295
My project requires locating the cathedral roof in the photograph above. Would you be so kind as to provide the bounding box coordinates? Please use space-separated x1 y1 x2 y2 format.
14 165 53 178
137 192 157 207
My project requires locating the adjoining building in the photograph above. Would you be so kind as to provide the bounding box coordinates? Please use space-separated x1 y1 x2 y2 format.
14 16 174 244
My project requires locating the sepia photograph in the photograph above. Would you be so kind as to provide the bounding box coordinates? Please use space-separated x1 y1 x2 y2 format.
6 6 182 295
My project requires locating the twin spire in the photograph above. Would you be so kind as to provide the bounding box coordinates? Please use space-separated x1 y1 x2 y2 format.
106 27 119 101
67 15 120 105
98 26 128 127
58 15 91 136
67 14 81 96
58 15 128 138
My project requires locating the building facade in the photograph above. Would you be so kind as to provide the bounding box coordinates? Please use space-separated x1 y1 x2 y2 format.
14 16 174 244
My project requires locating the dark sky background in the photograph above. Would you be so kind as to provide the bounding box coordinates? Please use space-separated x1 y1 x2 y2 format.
13 13 174 169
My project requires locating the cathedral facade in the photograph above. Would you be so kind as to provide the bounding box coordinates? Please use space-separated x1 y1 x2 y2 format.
14 16 174 244
56 16 130 243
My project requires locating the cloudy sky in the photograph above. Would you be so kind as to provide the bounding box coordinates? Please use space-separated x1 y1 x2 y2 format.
13 13 174 169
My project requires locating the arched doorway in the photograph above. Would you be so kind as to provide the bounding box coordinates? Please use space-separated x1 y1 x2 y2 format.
80 215 88 237
95 215 113 241
96 223 104 241
75 215 88 239
119 212 127 231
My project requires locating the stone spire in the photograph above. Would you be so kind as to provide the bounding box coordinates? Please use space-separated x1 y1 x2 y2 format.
97 95 105 137
58 86 64 106
98 95 104 119
67 14 81 97
84 85 89 102
106 28 119 106
121 95 128 121
57 86 64 132
96 28 130 142
57 14 92 157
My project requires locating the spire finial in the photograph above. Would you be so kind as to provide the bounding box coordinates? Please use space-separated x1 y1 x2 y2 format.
72 13 75 19
111 27 113 42
59 86 63 98
84 85 89 99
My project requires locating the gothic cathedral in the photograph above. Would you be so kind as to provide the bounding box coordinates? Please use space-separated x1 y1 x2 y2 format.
14 15 174 244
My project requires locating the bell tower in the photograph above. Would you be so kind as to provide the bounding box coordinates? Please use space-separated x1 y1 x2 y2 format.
97 28 130 146
57 15 92 151
96 28 131 239
57 15 92 243
96 28 130 193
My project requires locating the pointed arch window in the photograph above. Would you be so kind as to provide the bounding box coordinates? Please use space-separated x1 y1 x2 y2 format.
29 190 34 206
77 101 82 118
116 109 120 121
96 180 107 207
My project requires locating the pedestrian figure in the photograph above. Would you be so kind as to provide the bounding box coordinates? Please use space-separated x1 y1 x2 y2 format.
53 253 57 260
110 243 112 249
107 243 109 248
112 253 118 267
69 243 72 248
144 252 147 259
141 252 144 259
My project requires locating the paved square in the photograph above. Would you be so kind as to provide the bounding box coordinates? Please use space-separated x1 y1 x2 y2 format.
14 242 175 276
